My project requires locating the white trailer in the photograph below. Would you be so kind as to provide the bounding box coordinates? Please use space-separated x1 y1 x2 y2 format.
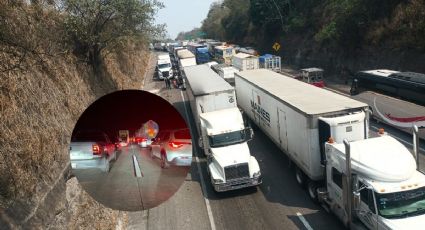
211 64 239 85
232 53 259 71
235 69 425 229
184 65 262 192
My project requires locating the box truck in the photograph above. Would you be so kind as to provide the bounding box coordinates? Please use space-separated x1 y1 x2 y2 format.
235 69 425 229
232 53 259 71
184 65 262 192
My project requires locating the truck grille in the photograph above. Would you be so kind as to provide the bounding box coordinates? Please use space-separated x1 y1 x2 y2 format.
224 163 249 181
162 71 169 77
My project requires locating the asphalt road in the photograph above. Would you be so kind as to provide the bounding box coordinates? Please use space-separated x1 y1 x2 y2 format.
73 143 188 211
132 52 425 230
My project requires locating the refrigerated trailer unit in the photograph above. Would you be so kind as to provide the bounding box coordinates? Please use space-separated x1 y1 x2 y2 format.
235 69 368 181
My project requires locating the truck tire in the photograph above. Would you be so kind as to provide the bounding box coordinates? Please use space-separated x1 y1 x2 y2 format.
102 157 110 173
307 180 319 203
295 167 306 187
160 152 169 169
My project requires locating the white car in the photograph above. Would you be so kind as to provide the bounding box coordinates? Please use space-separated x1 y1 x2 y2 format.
149 128 192 168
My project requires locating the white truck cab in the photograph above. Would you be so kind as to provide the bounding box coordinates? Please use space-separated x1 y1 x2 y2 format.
156 57 172 80
323 136 425 229
199 107 261 192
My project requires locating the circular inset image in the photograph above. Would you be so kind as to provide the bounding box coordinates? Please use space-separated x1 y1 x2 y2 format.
69 90 192 211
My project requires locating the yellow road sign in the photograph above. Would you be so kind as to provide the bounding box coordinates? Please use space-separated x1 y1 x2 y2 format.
272 42 281 52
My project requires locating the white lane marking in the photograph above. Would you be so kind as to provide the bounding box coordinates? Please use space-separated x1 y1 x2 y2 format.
370 126 425 152
133 155 143 177
180 91 216 230
296 212 313 230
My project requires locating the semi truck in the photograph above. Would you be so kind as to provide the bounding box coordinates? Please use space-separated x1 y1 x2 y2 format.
156 54 173 80
214 45 235 65
184 64 262 192
235 69 425 229
187 43 210 64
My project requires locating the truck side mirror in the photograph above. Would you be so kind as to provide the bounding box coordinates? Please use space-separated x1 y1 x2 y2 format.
248 127 254 140
198 137 203 148
353 191 361 210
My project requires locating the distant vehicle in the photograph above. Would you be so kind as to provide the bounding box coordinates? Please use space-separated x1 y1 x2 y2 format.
235 69 425 229
297 68 325 88
211 63 239 85
156 55 173 80
214 45 235 64
70 131 117 172
184 64 261 192
259 54 281 72
149 128 192 168
118 130 129 145
350 69 425 105
187 43 210 64
135 137 151 148
232 53 259 71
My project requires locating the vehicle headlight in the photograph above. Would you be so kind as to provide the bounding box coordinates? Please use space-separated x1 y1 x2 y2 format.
253 171 261 178
213 178 223 184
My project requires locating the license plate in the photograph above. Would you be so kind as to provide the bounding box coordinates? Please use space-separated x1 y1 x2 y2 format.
71 163 76 168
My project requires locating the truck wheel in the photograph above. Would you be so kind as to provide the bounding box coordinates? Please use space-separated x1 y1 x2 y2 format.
102 157 110 173
160 153 169 169
295 167 306 187
307 180 319 203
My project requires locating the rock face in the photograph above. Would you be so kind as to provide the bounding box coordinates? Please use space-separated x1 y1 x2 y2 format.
0 48 150 229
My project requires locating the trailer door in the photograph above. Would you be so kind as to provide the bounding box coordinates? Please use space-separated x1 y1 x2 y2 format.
278 109 288 152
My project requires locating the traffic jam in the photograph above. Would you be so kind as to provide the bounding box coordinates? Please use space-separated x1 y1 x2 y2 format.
148 39 425 229
69 90 191 211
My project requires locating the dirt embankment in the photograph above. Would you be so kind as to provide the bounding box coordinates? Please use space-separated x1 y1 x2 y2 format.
0 43 151 229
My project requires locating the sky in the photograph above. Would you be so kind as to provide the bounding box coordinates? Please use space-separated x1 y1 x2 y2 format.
72 90 188 140
156 0 217 39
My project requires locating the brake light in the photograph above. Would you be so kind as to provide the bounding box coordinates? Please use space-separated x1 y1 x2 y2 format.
92 144 101 155
168 141 190 148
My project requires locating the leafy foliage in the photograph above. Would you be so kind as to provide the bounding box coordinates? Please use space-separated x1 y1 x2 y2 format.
201 0 425 52
63 0 164 67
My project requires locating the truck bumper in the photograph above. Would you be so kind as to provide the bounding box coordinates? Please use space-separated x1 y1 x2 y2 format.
213 176 262 192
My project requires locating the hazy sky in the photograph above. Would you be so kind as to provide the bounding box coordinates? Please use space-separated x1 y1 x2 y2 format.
156 0 217 39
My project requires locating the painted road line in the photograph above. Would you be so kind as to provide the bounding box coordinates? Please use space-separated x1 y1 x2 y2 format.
296 212 313 230
133 155 143 177
370 126 425 152
180 91 216 230
148 89 160 94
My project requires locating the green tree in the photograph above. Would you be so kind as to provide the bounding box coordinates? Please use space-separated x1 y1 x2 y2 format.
63 0 164 69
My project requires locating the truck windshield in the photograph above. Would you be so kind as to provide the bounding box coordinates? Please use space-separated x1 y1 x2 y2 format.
158 63 170 69
375 186 425 219
208 129 246 148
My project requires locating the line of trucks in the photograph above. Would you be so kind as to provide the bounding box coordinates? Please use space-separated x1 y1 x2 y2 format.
182 62 425 229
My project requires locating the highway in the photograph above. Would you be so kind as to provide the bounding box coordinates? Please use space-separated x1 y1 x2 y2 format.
73 144 189 211
129 52 425 230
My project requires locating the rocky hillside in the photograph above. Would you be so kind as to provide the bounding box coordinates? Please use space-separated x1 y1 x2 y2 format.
0 1 155 229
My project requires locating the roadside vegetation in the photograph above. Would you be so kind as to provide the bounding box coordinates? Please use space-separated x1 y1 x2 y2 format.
193 0 425 74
